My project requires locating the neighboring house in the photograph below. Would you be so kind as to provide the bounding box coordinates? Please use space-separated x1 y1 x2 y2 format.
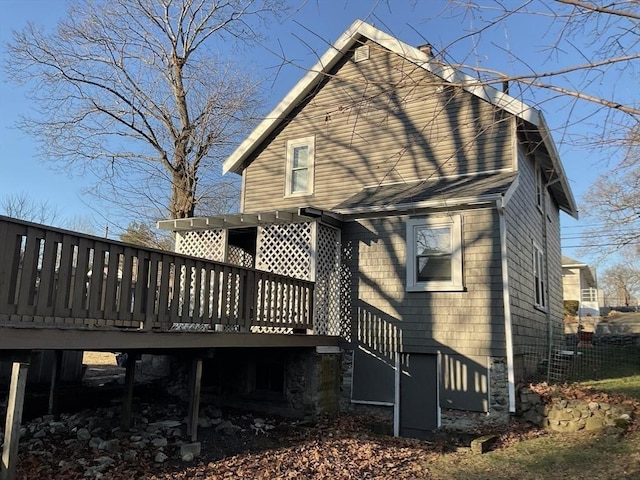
159 20 578 438
562 255 599 317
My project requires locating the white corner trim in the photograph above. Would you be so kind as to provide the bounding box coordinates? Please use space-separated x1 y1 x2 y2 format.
497 201 516 413
394 352 400 437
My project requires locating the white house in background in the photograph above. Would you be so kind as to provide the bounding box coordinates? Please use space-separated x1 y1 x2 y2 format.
562 255 599 316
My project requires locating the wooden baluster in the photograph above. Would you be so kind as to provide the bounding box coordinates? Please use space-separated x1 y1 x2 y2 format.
17 228 41 315
144 252 161 330
53 236 75 318
36 231 60 317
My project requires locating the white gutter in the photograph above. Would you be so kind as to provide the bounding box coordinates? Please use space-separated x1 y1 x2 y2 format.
497 197 516 413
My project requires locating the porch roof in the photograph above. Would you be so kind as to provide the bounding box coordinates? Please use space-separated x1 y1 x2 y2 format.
157 208 322 232
333 171 518 215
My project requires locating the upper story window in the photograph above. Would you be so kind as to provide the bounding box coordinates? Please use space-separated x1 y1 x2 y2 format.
406 215 463 292
533 241 547 310
285 136 315 196
535 164 545 212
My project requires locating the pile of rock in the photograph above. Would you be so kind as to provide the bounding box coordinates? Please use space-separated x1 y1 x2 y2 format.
9 403 277 478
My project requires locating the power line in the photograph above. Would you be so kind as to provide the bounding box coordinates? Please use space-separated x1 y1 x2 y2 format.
561 233 639 240
563 241 640 248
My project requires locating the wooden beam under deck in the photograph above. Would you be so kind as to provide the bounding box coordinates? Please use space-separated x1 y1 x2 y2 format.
0 325 340 351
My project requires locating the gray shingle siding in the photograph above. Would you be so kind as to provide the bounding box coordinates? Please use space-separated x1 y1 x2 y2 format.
242 40 513 213
343 207 506 359
505 143 564 380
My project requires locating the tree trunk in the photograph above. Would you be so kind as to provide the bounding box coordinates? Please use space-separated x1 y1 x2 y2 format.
170 167 196 219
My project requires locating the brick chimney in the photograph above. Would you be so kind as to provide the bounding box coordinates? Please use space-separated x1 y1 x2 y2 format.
417 43 433 57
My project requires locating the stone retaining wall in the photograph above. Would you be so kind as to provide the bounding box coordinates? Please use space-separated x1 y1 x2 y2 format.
518 387 634 432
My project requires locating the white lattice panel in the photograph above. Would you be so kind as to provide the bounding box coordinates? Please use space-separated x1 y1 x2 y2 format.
255 223 312 280
314 224 341 335
227 245 254 268
176 230 225 261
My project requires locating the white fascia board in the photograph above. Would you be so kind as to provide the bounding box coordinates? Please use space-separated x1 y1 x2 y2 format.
222 20 543 175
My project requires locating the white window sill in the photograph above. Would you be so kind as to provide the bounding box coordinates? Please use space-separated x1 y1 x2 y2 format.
284 191 313 198
407 284 465 293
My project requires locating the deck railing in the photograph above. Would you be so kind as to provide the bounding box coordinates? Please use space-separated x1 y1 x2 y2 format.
0 216 314 331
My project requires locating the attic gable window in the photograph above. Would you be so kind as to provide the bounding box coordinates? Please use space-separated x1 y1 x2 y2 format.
354 45 370 63
285 136 315 196
406 215 463 292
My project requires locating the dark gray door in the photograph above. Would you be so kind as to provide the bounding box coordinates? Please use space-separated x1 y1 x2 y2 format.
399 353 438 439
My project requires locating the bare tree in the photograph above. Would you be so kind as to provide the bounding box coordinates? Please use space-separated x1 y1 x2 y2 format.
1 191 63 225
5 0 285 221
409 1 639 256
119 220 173 249
600 259 640 307
424 1 639 127
582 125 640 253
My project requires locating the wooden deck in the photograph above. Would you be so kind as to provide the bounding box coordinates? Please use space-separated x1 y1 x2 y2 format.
0 215 337 351
0 216 341 480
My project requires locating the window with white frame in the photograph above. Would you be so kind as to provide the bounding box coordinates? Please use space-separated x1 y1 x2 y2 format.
533 242 547 309
285 136 315 196
535 164 544 212
406 215 463 292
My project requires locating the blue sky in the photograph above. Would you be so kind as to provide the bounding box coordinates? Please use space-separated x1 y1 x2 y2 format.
0 0 629 267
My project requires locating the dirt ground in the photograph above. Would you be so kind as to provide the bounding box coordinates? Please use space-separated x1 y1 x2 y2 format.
82 351 125 382
83 351 118 366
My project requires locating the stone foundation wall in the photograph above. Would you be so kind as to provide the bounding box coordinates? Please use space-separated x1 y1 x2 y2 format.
441 357 511 431
518 387 634 432
289 350 341 418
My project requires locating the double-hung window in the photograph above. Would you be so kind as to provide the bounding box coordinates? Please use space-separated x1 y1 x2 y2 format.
406 215 463 292
533 242 547 310
535 164 544 212
285 136 315 196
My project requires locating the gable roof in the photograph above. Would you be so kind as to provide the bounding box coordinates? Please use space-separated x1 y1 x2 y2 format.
222 19 578 218
562 255 596 287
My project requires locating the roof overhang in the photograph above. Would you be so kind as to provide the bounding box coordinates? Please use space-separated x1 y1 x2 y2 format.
520 115 578 218
334 193 505 217
333 171 520 216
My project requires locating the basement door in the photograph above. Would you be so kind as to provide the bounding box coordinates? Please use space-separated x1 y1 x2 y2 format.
398 353 439 439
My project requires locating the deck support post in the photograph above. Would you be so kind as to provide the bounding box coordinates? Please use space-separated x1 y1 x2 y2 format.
48 350 63 417
1 360 30 480
120 352 137 431
186 356 203 442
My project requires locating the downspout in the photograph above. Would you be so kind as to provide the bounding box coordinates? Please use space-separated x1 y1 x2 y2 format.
497 198 516 413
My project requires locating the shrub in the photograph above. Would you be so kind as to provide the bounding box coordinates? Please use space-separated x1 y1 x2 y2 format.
564 300 579 317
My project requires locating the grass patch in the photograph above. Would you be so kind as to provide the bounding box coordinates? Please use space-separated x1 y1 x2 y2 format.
428 431 640 480
582 375 640 401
